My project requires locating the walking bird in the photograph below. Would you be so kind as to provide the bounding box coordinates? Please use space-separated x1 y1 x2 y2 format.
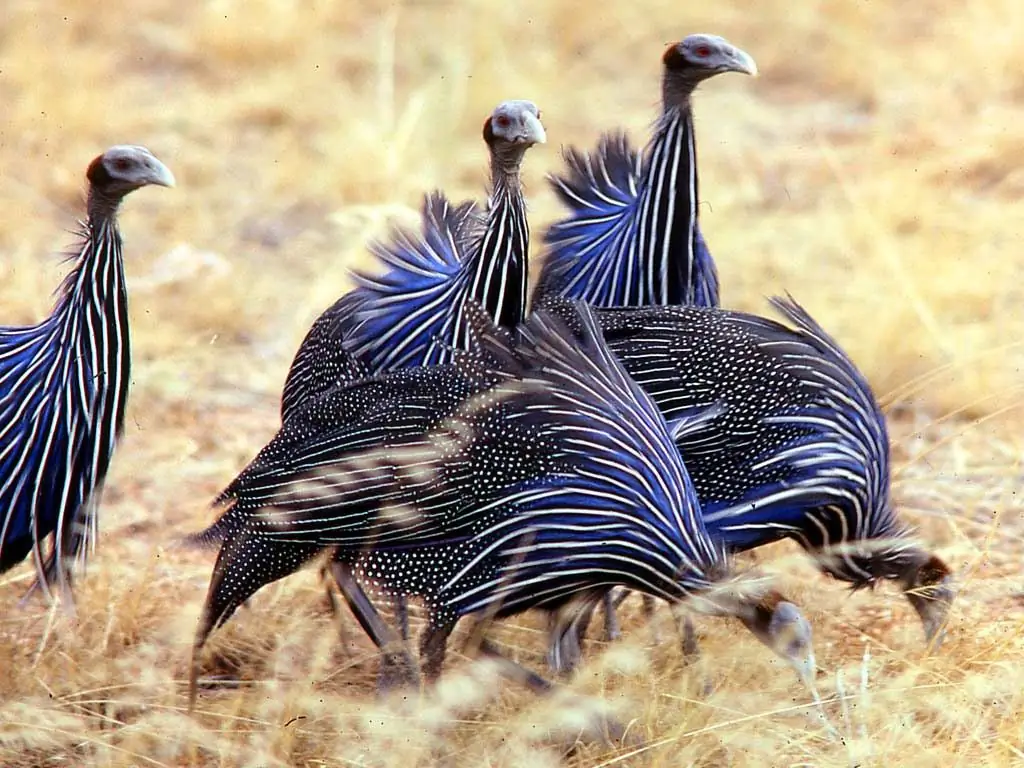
535 33 756 309
0 146 173 601
280 99 545 421
270 100 542 643
188 302 813 705
535 294 954 664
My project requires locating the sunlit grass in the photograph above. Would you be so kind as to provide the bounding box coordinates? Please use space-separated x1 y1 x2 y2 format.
0 0 1022 765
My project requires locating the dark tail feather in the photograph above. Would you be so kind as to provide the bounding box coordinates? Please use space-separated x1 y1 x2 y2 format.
178 503 243 551
189 526 322 710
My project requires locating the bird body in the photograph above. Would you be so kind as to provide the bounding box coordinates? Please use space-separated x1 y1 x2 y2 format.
190 303 813 701
280 100 545 418
536 293 953 639
0 146 173 598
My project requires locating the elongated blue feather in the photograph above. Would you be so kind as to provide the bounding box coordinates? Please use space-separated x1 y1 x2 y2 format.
337 192 483 373
439 304 725 617
538 126 719 309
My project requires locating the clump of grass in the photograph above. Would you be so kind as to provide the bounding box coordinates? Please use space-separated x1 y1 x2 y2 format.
1 0 1022 765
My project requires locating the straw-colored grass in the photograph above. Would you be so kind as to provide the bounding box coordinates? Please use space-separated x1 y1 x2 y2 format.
1 0 1022 765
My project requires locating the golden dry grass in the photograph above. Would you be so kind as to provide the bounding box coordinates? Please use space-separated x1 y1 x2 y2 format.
1 0 1023 765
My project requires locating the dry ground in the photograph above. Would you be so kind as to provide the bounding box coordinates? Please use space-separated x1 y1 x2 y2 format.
1 0 1023 765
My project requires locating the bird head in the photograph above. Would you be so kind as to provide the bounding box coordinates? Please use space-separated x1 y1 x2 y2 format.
662 34 757 105
737 593 817 684
687 573 816 683
87 145 175 201
814 539 955 647
483 100 546 172
899 552 955 647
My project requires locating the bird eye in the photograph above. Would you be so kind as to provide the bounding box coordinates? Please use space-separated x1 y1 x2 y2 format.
695 45 711 58
113 158 131 171
495 115 511 127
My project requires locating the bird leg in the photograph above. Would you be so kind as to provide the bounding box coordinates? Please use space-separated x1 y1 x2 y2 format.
670 606 701 659
546 591 606 675
463 616 553 694
394 594 410 643
328 561 420 693
603 589 622 641
419 618 456 684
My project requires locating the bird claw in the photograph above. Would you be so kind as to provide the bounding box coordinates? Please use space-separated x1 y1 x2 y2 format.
376 645 422 696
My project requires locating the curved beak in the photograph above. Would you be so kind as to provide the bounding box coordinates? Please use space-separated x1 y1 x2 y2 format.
725 46 758 77
519 110 547 145
149 158 176 188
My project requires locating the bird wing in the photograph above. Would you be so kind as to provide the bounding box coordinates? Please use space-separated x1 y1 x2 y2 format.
280 303 367 422
440 302 724 616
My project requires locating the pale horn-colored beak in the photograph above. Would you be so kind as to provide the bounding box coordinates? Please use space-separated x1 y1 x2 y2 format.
520 110 547 145
726 46 758 77
149 158 176 188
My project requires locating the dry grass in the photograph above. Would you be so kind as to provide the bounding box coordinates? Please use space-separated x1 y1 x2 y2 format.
1 0 1023 765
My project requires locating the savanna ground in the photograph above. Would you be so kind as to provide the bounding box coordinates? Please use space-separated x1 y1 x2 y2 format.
1 1 1022 765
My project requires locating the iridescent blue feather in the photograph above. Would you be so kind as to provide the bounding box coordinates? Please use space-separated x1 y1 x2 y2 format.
338 192 483 373
538 129 720 309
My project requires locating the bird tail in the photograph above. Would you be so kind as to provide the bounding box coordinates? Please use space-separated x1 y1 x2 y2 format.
178 502 242 551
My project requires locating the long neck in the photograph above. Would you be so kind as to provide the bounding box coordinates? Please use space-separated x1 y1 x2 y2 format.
635 101 702 306
65 197 132 453
464 152 529 331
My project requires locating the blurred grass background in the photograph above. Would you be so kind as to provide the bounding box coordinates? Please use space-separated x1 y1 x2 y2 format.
0 0 1022 765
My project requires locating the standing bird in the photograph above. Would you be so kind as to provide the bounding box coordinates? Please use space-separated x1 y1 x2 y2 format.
0 146 174 600
269 100 542 645
280 99 545 421
535 34 757 309
188 303 814 705
536 294 954 665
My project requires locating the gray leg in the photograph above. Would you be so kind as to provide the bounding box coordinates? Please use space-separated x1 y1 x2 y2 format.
474 626 634 746
478 638 553 694
676 610 700 659
328 561 420 692
547 593 606 675
394 594 410 642
419 617 455 684
603 589 622 641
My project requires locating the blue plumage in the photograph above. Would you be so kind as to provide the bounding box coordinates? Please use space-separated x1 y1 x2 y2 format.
190 301 813 697
536 35 756 310
280 100 544 415
538 132 720 309
0 146 173 598
334 193 484 371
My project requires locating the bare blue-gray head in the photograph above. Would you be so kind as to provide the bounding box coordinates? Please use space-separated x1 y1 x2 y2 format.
484 100 546 173
662 34 757 106
86 145 174 217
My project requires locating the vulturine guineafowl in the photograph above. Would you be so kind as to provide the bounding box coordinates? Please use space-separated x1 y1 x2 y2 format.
0 146 173 602
188 302 814 707
535 34 757 309
261 100 543 639
534 294 954 668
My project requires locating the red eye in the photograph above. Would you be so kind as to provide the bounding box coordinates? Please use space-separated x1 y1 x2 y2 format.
695 45 711 57
496 115 511 127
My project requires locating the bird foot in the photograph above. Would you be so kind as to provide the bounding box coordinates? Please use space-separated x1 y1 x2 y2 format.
552 711 642 756
376 644 422 697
